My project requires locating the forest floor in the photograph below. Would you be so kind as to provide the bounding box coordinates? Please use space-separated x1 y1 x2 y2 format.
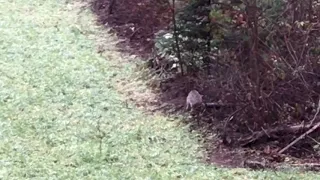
0 0 319 178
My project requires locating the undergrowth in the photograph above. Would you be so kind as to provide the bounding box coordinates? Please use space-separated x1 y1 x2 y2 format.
0 0 319 179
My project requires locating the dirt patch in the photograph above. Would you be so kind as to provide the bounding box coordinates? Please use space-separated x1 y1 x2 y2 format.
91 0 171 58
90 0 320 171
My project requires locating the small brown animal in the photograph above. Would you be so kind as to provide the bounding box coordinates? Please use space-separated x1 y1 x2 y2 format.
186 90 203 111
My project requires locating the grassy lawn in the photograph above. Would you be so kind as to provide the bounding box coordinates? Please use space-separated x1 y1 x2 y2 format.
0 0 319 179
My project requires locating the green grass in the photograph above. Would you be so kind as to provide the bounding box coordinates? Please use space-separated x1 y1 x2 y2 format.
0 0 319 179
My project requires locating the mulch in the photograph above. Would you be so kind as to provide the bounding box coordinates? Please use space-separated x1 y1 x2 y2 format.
91 0 172 57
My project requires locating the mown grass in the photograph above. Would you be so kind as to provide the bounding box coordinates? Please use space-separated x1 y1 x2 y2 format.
0 0 319 179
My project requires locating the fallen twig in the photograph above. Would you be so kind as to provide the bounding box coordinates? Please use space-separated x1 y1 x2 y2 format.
205 102 235 108
277 98 320 154
240 123 317 147
278 120 320 154
129 27 142 40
